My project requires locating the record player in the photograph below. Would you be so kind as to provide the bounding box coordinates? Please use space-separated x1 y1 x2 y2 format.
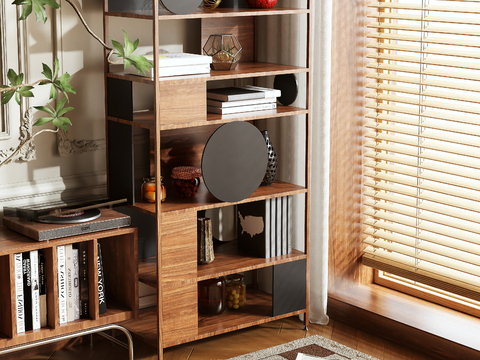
3 199 130 241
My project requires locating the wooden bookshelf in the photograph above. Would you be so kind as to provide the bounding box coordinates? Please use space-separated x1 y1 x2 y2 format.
103 2 313 359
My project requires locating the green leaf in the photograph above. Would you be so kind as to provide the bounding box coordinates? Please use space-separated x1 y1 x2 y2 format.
7 69 18 85
15 92 21 106
55 97 68 113
53 117 71 131
34 105 55 116
124 58 131 69
33 116 54 126
57 106 74 117
133 38 139 52
126 54 153 75
123 30 135 57
14 0 61 23
17 86 34 98
110 39 125 57
49 84 57 100
41 63 53 81
53 57 60 79
1 91 15 106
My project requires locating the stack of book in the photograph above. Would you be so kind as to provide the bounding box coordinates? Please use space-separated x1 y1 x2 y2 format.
124 52 212 78
237 196 293 258
207 85 281 115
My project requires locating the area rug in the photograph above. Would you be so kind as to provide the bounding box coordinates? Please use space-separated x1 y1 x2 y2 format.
227 335 378 360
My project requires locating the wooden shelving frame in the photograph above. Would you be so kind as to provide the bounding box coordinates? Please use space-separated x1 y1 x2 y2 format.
103 2 313 359
0 225 138 349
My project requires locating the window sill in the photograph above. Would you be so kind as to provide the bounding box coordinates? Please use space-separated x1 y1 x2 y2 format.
328 284 480 359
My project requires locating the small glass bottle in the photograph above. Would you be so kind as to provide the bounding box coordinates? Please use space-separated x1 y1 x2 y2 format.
198 277 226 315
225 274 246 310
141 177 166 203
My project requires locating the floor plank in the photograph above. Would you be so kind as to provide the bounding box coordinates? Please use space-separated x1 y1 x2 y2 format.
19 316 440 360
356 330 385 360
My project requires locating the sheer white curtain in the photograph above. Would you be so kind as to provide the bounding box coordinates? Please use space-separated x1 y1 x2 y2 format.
257 0 331 324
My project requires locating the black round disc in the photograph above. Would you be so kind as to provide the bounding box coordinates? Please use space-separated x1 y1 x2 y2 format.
202 122 268 202
273 74 299 106
160 0 202 14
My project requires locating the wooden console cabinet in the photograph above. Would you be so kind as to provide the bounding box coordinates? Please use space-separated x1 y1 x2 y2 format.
103 2 312 358
0 225 138 349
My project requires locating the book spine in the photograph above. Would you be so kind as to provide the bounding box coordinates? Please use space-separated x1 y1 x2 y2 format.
282 196 288 256
265 199 271 259
287 196 293 255
38 252 47 328
65 244 74 322
207 97 277 108
77 242 89 319
72 249 80 320
22 252 33 331
97 243 107 315
57 245 67 324
14 253 25 334
276 197 282 257
270 199 276 257
30 250 40 330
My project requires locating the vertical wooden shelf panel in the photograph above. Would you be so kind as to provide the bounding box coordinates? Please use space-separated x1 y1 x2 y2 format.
88 240 99 321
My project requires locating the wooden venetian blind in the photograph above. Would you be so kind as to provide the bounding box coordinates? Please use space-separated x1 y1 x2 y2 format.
363 0 480 301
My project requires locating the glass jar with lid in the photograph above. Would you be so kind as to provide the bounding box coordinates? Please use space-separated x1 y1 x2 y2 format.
198 277 226 315
171 166 201 198
141 176 166 203
225 274 246 310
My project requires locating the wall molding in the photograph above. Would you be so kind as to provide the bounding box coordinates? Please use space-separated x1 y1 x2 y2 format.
0 5 36 163
0 170 107 214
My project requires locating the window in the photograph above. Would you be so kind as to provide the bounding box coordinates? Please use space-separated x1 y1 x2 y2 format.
362 0 480 312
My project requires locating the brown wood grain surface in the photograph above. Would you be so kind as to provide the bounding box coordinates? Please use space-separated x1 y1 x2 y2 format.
105 7 310 21
201 17 255 63
132 180 307 217
158 82 206 126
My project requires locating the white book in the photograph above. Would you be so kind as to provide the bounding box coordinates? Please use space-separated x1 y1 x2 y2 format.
144 52 212 67
207 102 277 115
14 253 25 334
270 199 276 257
125 63 210 78
265 199 271 259
57 245 67 325
276 197 282 257
282 197 288 256
72 249 80 320
207 87 266 102
287 196 293 255
207 97 277 108
239 85 282 99
65 244 74 322
30 250 40 330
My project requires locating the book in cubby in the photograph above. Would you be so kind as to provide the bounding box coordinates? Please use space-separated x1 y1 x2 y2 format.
207 86 280 115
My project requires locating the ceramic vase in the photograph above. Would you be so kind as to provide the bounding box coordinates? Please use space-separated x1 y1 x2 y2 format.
261 130 277 186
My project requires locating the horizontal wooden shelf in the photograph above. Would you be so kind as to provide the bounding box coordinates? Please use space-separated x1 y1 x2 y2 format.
0 227 136 256
106 62 309 85
130 180 307 217
108 106 308 131
105 7 310 20
138 240 307 288
120 289 306 348
0 307 136 349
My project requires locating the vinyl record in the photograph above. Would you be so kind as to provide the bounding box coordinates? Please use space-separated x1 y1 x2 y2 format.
160 0 202 14
36 208 102 224
202 122 267 203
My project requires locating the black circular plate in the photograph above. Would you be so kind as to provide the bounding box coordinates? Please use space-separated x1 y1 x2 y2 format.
37 208 102 224
202 122 268 203
160 0 202 14
273 74 299 106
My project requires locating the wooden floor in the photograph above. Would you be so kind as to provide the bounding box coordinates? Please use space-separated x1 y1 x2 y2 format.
19 316 437 360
